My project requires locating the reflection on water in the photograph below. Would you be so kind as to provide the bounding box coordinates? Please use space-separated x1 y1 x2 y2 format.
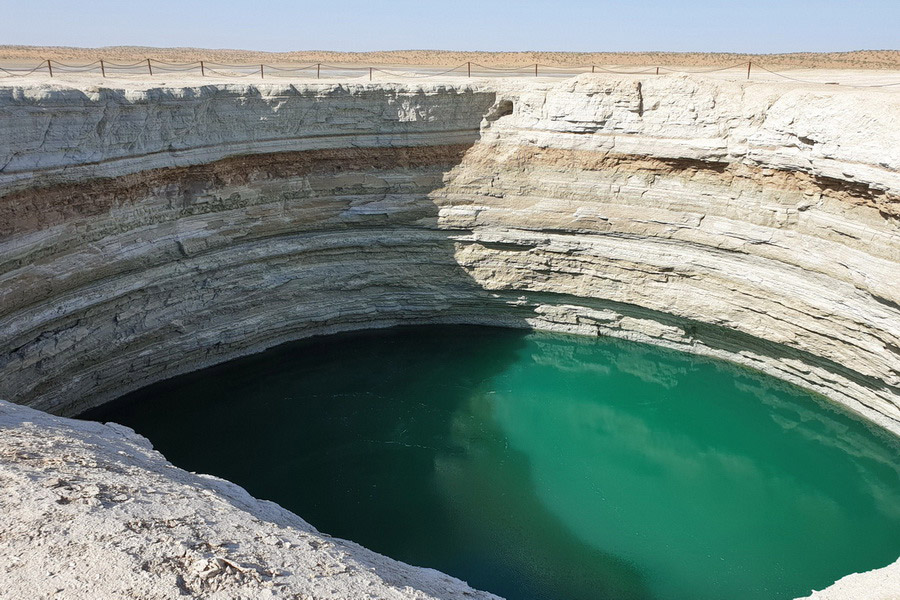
82 326 900 600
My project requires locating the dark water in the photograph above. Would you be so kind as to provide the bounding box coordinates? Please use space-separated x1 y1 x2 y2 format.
82 326 900 600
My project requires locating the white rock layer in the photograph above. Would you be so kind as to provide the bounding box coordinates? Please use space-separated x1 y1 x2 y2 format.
0 399 500 599
0 74 898 599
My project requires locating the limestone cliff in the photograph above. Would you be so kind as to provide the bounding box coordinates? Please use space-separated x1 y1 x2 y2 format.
1 75 897 434
0 399 501 599
0 74 899 598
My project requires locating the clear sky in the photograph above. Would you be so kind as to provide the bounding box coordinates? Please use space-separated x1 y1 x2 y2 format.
2 0 897 53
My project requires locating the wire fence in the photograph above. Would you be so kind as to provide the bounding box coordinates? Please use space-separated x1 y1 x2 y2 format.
2 58 900 88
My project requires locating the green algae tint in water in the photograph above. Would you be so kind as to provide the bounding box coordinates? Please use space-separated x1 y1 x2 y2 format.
82 326 900 600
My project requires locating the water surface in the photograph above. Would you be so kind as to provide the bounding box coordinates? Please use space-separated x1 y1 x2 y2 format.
83 326 900 600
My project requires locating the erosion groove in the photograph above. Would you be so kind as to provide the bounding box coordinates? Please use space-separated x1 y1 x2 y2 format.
0 74 898 599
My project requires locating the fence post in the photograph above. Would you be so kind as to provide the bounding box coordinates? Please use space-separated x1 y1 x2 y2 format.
147 58 153 76
656 66 659 75
591 65 595 73
534 63 538 77
47 59 52 77
260 64 264 79
200 61 205 76
369 67 373 81
467 61 471 77
100 59 106 77
317 63 321 79
747 61 751 79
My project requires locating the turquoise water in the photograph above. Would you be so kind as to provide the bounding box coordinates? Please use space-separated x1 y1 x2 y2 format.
82 326 900 600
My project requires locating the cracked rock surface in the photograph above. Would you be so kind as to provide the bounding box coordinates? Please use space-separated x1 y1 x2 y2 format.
0 400 499 600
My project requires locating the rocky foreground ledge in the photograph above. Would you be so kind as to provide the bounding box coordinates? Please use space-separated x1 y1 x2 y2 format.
0 400 500 599
0 74 898 597
0 400 897 600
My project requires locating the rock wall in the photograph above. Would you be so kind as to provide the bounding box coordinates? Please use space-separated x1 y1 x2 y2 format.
440 76 900 434
0 82 501 414
1 75 897 434
0 399 501 599
1 75 899 599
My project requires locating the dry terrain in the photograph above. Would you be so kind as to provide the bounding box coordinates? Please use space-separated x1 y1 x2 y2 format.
1 53 899 600
2 45 900 69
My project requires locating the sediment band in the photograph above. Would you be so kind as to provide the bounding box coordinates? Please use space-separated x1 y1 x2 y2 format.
0 76 897 435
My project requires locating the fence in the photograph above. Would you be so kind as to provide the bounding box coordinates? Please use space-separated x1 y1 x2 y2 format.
2 59 900 88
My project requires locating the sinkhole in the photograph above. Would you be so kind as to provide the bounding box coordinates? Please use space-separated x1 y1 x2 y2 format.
81 325 900 600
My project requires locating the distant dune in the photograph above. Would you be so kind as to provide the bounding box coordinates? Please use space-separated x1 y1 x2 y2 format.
2 45 900 69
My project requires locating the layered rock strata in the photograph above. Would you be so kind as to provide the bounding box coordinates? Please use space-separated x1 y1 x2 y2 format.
1 75 899 598
1 76 898 435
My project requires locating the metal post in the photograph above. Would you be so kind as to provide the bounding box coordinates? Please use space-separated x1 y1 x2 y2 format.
200 61 205 76
317 63 321 78
47 59 52 77
747 61 751 79
534 63 538 77
369 67 373 81
591 65 595 73
260 64 264 79
147 58 153 76
100 59 106 77
656 66 659 75
467 61 471 77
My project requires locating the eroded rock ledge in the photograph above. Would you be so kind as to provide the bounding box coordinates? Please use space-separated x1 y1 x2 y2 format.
0 399 500 599
1 75 898 432
0 75 898 598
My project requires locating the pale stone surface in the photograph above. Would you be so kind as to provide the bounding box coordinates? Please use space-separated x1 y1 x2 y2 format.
0 400 500 600
797 558 900 600
0 81 500 191
0 74 898 599
1 75 897 432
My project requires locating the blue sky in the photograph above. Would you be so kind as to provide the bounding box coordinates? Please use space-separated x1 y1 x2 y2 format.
2 0 897 53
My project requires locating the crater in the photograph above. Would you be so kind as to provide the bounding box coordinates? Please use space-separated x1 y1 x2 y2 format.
80 325 900 600
1 74 899 598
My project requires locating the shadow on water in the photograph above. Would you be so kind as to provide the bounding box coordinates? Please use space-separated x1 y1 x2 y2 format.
81 326 900 600
83 326 657 600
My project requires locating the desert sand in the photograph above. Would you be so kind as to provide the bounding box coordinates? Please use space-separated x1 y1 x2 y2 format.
2 45 900 70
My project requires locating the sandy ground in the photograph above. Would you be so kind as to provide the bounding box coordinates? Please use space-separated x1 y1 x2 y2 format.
3 46 900 88
2 45 900 69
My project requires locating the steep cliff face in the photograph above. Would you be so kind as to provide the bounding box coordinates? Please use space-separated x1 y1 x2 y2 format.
0 399 502 600
437 76 900 434
1 75 897 433
1 74 899 599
